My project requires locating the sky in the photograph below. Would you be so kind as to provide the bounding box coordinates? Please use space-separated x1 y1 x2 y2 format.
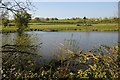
18 0 119 2
30 2 118 19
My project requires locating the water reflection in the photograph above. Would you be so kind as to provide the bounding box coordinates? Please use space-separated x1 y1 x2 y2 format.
2 32 118 62
2 33 44 73
2 33 41 55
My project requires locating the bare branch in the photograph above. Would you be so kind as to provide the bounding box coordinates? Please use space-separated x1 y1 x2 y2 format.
0 0 32 16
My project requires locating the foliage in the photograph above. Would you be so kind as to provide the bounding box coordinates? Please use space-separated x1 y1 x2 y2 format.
28 17 119 24
14 11 31 34
83 17 87 20
46 18 50 21
33 17 41 22
51 18 58 20
2 43 120 79
2 18 9 27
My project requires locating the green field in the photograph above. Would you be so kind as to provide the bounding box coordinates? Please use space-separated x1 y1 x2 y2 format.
1 23 118 33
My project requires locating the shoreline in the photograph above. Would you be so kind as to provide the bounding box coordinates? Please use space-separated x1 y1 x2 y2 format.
1 23 118 33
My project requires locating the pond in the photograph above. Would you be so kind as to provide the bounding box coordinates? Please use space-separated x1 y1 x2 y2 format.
1 32 118 62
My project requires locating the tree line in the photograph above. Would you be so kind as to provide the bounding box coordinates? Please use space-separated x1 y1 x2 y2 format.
1 17 119 27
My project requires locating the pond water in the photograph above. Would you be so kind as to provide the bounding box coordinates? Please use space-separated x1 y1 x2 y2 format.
1 32 118 62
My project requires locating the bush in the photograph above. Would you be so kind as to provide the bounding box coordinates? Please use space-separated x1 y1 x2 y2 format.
2 44 120 79
9 23 15 26
76 24 80 26
2 18 9 27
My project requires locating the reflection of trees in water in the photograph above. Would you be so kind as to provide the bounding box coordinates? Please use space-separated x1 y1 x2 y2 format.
2 33 42 54
15 33 37 54
2 33 42 79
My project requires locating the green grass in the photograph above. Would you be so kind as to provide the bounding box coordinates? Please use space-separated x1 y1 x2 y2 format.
1 23 118 33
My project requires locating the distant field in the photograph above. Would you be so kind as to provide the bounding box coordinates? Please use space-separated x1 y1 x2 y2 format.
1 23 118 33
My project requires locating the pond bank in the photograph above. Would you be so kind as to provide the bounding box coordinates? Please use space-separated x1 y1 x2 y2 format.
1 23 118 33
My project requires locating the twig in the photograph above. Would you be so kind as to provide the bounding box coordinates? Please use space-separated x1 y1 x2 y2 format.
1 50 35 55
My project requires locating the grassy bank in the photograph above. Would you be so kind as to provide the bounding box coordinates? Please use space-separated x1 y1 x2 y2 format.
1 23 118 33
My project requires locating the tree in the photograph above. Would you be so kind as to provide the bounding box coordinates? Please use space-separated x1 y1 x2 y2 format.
34 17 40 22
72 18 76 20
2 18 9 27
54 18 58 20
46 18 50 21
0 0 31 15
83 16 87 25
51 18 55 20
0 0 32 34
14 11 31 35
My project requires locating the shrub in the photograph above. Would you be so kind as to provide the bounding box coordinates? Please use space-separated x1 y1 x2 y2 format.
2 44 120 79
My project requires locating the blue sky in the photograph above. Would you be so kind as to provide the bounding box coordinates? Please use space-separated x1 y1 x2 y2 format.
31 2 118 19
